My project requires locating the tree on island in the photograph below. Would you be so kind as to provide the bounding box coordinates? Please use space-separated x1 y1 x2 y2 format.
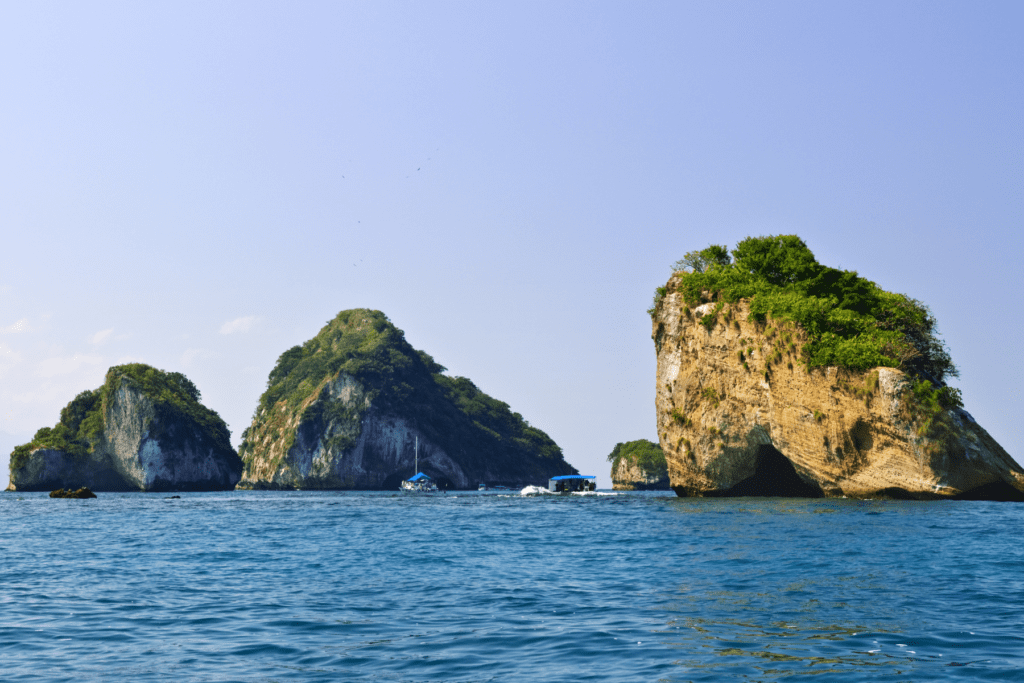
672 245 731 274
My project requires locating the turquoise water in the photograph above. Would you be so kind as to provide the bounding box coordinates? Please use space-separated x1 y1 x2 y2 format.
2 490 1022 681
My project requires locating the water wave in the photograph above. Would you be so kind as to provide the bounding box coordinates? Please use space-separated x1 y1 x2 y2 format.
1 491 1021 681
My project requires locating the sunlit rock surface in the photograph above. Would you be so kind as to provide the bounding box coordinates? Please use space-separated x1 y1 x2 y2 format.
653 292 1024 500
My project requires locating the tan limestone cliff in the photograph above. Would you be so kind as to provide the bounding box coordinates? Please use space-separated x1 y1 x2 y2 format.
653 284 1024 500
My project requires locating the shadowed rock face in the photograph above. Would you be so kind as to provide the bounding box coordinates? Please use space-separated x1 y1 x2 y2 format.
238 376 570 491
654 291 1024 500
686 445 824 498
239 399 472 490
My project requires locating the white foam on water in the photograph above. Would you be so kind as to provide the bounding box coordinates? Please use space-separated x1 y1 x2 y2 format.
520 485 554 496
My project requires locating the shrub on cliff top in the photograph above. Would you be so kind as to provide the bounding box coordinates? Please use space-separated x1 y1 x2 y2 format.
607 439 667 480
656 235 957 383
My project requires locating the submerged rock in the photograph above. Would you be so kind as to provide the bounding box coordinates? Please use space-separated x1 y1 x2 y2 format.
652 238 1024 501
8 364 241 492
49 487 97 499
238 309 575 490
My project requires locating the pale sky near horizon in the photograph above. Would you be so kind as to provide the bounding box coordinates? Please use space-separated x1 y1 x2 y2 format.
2 1 1021 489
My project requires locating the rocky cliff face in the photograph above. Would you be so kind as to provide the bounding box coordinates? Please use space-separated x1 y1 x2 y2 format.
653 289 1024 500
10 447 128 492
8 366 241 492
238 309 575 490
239 388 481 490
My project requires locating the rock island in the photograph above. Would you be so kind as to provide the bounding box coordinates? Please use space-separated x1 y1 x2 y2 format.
238 309 575 489
8 364 241 491
651 236 1024 500
608 439 669 490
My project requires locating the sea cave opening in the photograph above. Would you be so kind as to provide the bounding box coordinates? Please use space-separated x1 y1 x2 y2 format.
723 444 824 498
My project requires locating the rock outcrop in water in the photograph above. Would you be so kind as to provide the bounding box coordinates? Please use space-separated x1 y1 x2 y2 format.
238 309 575 490
652 236 1024 500
49 487 97 499
608 439 669 490
8 364 241 492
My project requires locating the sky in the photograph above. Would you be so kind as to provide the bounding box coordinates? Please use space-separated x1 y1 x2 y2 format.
1 1 1021 489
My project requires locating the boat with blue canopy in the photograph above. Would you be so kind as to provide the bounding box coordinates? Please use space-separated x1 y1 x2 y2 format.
400 436 439 492
402 472 438 492
548 475 597 493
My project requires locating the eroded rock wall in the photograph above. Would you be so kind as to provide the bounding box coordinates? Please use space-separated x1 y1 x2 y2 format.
653 286 1024 500
101 379 240 490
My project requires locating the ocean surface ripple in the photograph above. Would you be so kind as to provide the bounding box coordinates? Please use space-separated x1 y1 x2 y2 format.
2 491 1022 681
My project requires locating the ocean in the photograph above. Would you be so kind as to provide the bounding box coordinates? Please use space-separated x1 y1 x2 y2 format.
1 490 1022 682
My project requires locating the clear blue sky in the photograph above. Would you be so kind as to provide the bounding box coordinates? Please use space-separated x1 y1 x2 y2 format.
2 1 1021 488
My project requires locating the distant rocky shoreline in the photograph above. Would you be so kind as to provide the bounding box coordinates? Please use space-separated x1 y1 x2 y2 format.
9 310 575 493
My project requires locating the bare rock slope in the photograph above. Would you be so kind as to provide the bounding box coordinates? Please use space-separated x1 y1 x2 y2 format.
653 291 1024 500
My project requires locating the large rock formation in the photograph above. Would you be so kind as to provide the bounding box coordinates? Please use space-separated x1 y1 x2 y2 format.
653 236 1024 501
8 365 241 492
654 291 1024 501
238 309 575 489
608 439 670 490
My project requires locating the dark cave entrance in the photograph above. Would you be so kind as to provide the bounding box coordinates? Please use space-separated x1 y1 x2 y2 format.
381 472 408 491
721 444 824 498
954 480 1024 502
433 476 455 490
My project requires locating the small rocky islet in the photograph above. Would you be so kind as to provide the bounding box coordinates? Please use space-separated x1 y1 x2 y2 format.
8 237 1023 499
8 364 241 492
608 440 669 490
48 487 97 499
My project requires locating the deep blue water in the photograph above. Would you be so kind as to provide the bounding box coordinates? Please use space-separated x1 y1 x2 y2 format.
2 490 1023 682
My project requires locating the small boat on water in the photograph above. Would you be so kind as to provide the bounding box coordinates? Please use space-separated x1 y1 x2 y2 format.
548 475 597 493
401 437 439 493
402 472 438 493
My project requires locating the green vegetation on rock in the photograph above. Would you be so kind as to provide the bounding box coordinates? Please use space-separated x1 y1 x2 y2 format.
607 439 667 480
654 235 957 383
240 309 564 472
11 364 231 470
